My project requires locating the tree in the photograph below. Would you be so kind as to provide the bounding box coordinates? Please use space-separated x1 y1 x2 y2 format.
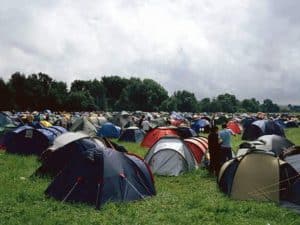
115 78 144 111
172 90 199 112
260 99 280 112
26 74 45 110
48 81 68 110
115 78 168 111
102 76 129 110
4 72 285 113
210 98 222 112
67 91 96 111
199 98 211 112
142 79 168 111
240 98 260 112
8 72 30 110
0 78 13 110
70 79 106 110
88 79 107 110
160 97 178 112
216 93 239 113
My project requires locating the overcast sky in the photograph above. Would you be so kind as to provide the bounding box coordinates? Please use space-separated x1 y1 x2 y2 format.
0 0 299 104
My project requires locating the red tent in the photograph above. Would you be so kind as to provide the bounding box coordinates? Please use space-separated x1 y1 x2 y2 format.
227 121 242 134
184 138 208 164
189 137 208 149
170 119 185 127
141 127 178 148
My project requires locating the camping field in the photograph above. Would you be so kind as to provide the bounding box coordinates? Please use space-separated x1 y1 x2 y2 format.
0 128 300 225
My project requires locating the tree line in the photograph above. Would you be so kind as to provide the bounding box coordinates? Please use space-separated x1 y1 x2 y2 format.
0 72 293 113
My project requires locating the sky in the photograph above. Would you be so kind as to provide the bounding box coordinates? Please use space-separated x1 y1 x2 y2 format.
0 0 300 104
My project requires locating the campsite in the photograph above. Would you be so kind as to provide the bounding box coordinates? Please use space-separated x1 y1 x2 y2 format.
0 111 300 225
1 1 300 224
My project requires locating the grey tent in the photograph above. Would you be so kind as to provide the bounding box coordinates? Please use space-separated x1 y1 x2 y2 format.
280 146 300 173
48 132 90 151
144 136 197 176
69 116 97 136
242 120 285 141
36 132 102 176
36 132 123 176
89 115 107 127
239 135 294 156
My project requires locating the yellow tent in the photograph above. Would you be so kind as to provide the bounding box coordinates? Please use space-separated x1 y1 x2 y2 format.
40 120 52 127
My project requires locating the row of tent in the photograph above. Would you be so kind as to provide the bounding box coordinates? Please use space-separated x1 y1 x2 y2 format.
0 109 295 148
1 110 300 210
1 123 197 156
48 130 300 211
0 120 207 207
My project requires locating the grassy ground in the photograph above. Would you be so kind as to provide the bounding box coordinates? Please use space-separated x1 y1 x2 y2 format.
0 128 300 225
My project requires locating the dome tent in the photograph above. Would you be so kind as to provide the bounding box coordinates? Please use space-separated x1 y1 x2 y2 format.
183 137 208 164
45 137 156 209
176 126 197 139
239 135 294 156
218 150 300 205
144 136 197 176
118 127 145 142
70 116 97 136
280 146 300 173
141 126 196 148
227 120 242 134
97 122 121 138
242 120 285 141
4 125 66 155
141 127 179 148
191 119 210 133
35 132 115 177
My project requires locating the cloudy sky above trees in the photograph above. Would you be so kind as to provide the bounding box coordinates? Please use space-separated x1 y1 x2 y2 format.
1 0 299 104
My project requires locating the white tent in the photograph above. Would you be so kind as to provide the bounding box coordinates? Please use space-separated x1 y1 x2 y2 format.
144 136 197 176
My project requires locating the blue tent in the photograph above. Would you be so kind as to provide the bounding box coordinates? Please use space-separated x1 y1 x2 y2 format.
241 117 257 130
242 120 285 141
97 122 121 138
118 127 145 142
4 125 66 155
191 119 210 133
170 111 185 120
45 138 156 209
176 126 197 139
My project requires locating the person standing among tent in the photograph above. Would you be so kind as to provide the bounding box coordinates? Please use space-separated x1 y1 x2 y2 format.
219 123 234 164
208 126 221 176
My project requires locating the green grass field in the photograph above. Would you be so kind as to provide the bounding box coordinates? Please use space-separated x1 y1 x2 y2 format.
1 128 300 225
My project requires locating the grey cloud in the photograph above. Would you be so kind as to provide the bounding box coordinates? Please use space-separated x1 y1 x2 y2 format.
0 0 300 104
